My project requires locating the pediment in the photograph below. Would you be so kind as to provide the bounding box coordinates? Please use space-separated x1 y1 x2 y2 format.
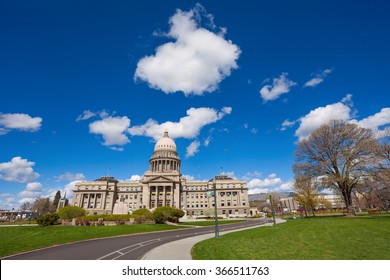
144 175 176 183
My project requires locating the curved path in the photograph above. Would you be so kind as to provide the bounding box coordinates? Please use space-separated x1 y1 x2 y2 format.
4 219 266 260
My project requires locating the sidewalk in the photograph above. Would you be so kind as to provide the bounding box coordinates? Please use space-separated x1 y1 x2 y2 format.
142 218 286 260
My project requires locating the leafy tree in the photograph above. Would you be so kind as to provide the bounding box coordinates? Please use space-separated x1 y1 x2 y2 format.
57 206 86 220
52 190 61 210
294 120 380 216
293 175 320 217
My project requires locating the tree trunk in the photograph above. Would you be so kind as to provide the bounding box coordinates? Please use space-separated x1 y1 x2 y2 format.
342 188 356 216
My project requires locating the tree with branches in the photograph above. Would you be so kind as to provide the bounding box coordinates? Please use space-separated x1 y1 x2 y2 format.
293 174 320 217
293 120 381 216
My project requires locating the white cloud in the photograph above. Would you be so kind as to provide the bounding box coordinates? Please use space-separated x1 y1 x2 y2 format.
76 110 97 121
0 113 42 134
247 173 282 189
56 172 85 182
0 195 17 210
248 188 270 195
294 94 389 140
18 182 43 199
128 107 232 141
353 108 390 137
260 73 297 101
242 171 262 182
185 140 201 158
134 4 240 96
0 157 40 183
183 174 195 181
275 181 293 192
280 119 296 131
304 69 332 88
63 180 80 203
220 171 237 179
89 116 131 147
130 175 142 181
295 99 351 141
204 136 212 147
251 128 258 134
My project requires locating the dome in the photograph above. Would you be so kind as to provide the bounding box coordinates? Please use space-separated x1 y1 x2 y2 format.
154 130 177 152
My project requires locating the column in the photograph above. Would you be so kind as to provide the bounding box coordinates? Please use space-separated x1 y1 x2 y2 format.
87 194 91 209
162 186 166 206
156 186 159 206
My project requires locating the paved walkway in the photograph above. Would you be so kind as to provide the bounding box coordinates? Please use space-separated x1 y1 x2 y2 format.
142 218 286 260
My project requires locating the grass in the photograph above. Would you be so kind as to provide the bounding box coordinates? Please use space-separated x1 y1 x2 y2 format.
192 215 390 260
0 224 181 258
180 219 246 226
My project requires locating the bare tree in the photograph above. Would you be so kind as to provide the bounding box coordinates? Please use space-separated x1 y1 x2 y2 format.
293 120 380 216
20 201 32 211
31 197 52 214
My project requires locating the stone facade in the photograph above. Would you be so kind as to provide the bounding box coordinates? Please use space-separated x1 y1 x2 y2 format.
72 131 250 217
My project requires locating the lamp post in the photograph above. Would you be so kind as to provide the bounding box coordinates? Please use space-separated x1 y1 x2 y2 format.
269 195 276 225
213 178 219 238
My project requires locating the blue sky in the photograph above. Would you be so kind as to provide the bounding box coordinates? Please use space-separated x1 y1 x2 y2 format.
1 0 389 209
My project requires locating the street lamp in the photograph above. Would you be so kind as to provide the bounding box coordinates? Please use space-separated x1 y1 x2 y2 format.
268 195 276 225
213 178 219 238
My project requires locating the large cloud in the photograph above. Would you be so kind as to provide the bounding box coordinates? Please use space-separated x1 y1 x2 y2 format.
293 95 389 140
128 107 232 141
0 157 40 183
260 73 297 102
353 108 390 137
18 182 43 199
295 100 351 141
247 173 282 189
134 5 240 96
89 116 131 148
0 113 42 135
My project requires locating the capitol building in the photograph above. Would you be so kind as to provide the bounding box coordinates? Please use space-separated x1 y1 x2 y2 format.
72 131 250 218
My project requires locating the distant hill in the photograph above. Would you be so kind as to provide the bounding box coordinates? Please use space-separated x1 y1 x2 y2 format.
249 192 294 201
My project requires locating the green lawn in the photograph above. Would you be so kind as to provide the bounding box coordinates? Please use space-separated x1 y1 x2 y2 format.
0 224 180 258
180 219 246 227
192 215 390 260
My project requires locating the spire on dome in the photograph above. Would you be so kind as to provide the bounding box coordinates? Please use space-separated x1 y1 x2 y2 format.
163 129 169 138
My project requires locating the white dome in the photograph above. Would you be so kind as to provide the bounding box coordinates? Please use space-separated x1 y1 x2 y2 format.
154 130 176 152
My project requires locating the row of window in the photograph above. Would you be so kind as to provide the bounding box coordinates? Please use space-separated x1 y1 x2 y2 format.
184 184 245 191
186 201 246 208
187 209 247 216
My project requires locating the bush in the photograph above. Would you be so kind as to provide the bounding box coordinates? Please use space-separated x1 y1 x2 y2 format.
58 206 86 220
132 209 152 224
37 213 60 226
152 206 185 224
